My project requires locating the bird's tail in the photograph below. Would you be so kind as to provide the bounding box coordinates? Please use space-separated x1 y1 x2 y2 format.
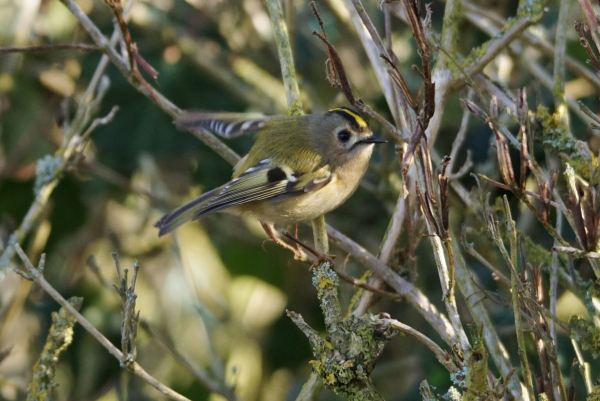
155 188 220 236
175 111 271 139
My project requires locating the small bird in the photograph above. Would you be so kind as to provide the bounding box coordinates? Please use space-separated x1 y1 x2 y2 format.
155 107 386 259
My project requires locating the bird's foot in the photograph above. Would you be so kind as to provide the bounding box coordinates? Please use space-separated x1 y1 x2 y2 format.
282 230 336 269
309 252 336 271
260 222 309 262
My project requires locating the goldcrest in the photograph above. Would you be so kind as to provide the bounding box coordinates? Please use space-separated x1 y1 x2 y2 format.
155 107 386 236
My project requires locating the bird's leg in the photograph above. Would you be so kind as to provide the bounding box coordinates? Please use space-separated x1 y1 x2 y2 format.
294 224 301 253
282 231 336 269
260 222 307 260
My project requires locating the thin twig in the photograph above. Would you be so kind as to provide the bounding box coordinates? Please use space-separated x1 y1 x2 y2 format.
0 44 98 53
140 321 239 401
578 0 600 52
447 89 473 175
12 244 192 401
386 318 458 373
550 211 562 342
571 339 593 394
461 0 600 91
477 175 568 214
58 0 241 165
579 101 600 126
515 49 595 125
456 16 538 90
351 193 409 316
0 72 113 276
326 224 460 346
344 0 412 131
86 250 236 400
332 261 403 300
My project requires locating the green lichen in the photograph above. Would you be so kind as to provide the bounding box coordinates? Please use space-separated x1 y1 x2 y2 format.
589 278 600 299
534 105 590 178
311 263 341 329
580 278 600 317
346 271 371 317
464 324 489 401
307 313 398 399
440 0 462 70
461 42 490 76
519 232 555 266
460 0 543 79
34 155 63 194
569 315 600 359
450 366 467 388
488 219 566 268
27 297 82 401
516 0 545 20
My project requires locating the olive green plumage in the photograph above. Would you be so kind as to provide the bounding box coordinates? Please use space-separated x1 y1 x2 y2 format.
155 107 386 236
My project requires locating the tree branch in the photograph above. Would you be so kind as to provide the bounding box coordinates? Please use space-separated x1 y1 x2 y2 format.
12 244 192 401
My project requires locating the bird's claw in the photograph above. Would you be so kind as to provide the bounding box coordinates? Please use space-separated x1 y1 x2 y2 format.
309 253 336 271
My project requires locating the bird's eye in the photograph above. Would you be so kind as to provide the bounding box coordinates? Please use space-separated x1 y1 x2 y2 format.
337 129 351 142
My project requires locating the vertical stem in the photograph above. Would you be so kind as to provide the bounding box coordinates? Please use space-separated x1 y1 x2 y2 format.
429 0 460 145
344 0 408 130
264 0 303 116
311 215 329 254
429 230 469 350
383 1 392 58
550 211 562 341
554 0 571 127
503 196 534 401
284 0 296 57
572 339 593 394
452 239 524 400
266 1 337 399
440 0 461 53
294 374 323 401
351 194 407 316
578 0 600 52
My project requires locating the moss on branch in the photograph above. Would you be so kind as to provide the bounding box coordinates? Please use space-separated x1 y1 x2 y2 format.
26 297 83 401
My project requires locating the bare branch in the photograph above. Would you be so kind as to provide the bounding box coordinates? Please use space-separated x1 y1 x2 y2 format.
13 244 192 401
0 44 98 53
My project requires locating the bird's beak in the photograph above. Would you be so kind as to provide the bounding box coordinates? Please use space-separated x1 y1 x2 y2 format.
360 136 387 144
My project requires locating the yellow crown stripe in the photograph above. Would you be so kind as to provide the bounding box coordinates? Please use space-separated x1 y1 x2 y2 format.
330 108 367 128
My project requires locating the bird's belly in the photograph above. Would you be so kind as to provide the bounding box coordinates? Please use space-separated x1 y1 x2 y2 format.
234 175 357 227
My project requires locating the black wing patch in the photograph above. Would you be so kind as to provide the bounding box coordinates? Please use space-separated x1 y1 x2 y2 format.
267 167 287 182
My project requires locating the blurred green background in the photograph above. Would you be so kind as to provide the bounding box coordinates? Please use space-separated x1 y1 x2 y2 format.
0 0 598 400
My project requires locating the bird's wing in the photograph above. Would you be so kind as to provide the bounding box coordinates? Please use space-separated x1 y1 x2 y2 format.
175 112 273 138
192 159 332 219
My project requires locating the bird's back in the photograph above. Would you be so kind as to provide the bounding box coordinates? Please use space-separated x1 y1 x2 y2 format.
233 115 325 177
